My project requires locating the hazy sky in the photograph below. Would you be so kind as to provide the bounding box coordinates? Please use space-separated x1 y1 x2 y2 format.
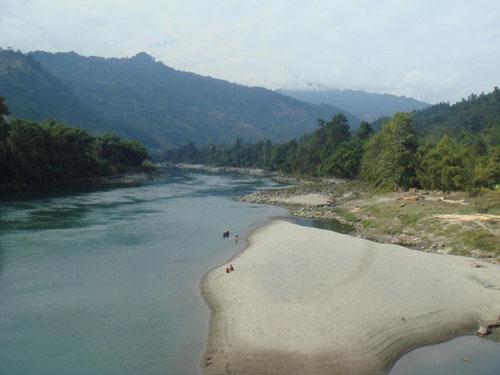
1 0 499 103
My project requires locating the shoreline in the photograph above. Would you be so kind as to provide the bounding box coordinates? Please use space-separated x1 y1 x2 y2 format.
0 169 163 199
240 185 500 262
200 220 500 374
174 163 272 177
199 216 292 372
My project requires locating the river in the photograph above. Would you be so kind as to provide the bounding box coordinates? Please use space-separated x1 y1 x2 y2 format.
0 171 286 375
0 171 498 375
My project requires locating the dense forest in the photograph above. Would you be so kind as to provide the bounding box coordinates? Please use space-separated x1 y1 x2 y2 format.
165 89 500 191
0 48 359 148
0 97 148 192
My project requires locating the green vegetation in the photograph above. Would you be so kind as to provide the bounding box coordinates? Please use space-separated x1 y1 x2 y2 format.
0 98 148 192
416 136 472 191
278 180 499 258
461 229 498 253
360 113 417 189
0 49 359 148
166 89 500 192
167 114 370 178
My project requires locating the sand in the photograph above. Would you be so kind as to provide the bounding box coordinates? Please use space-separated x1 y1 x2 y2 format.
432 213 500 222
241 192 332 207
281 193 331 206
201 221 500 374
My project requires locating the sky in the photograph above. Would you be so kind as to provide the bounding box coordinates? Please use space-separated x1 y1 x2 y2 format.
1 0 499 104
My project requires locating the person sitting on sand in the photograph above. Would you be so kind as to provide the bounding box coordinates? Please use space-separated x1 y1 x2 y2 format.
229 264 234 272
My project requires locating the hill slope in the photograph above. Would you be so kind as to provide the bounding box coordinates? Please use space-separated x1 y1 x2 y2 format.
371 88 500 143
278 88 429 122
10 50 356 147
413 90 500 138
0 49 99 130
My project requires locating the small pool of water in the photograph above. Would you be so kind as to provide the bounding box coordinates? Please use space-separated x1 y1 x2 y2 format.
390 334 500 374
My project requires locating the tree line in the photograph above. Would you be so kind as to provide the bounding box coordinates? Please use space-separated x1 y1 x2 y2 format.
0 97 148 192
165 111 499 192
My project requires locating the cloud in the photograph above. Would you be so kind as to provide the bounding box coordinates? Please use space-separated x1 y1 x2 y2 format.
0 0 499 103
398 66 460 103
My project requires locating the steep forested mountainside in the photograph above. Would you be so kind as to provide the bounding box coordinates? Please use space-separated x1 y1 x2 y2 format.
372 88 500 143
0 49 99 130
23 50 358 147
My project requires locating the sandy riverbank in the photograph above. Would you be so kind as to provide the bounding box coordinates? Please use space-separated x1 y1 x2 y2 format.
174 163 271 176
241 184 500 260
242 191 332 206
201 220 500 374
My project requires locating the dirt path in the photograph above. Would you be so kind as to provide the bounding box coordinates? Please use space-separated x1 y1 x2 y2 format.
432 214 500 222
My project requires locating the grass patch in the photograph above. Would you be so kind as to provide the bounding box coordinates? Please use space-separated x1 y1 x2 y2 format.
363 206 382 215
400 213 420 225
470 191 500 214
332 208 359 222
362 219 377 230
462 229 499 253
381 226 400 235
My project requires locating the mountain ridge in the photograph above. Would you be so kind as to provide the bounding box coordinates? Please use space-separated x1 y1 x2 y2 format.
278 88 430 122
0 48 361 148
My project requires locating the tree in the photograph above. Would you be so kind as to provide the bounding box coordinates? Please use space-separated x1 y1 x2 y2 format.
473 146 500 189
416 135 473 191
321 140 363 178
1 116 149 192
360 112 417 190
0 96 9 114
356 121 373 141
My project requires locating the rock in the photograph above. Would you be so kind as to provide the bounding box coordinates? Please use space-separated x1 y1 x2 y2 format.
476 325 490 336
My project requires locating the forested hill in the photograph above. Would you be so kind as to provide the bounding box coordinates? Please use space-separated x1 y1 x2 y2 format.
0 49 100 131
373 88 500 142
413 89 500 140
166 90 500 192
0 48 359 148
278 88 429 122
0 97 149 192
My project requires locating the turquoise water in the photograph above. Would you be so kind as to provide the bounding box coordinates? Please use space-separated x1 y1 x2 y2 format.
0 171 286 375
1 171 499 375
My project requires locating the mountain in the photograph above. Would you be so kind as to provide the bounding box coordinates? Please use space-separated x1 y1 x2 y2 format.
0 48 360 148
371 88 500 147
0 49 100 131
412 90 500 136
413 87 500 141
278 88 429 122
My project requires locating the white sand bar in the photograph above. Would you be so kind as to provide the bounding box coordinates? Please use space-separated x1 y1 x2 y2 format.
281 193 331 206
202 221 500 374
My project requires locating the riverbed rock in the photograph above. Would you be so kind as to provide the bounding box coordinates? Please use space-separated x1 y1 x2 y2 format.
476 325 490 336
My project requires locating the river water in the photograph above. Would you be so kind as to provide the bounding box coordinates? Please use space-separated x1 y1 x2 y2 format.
1 171 498 375
0 171 286 375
